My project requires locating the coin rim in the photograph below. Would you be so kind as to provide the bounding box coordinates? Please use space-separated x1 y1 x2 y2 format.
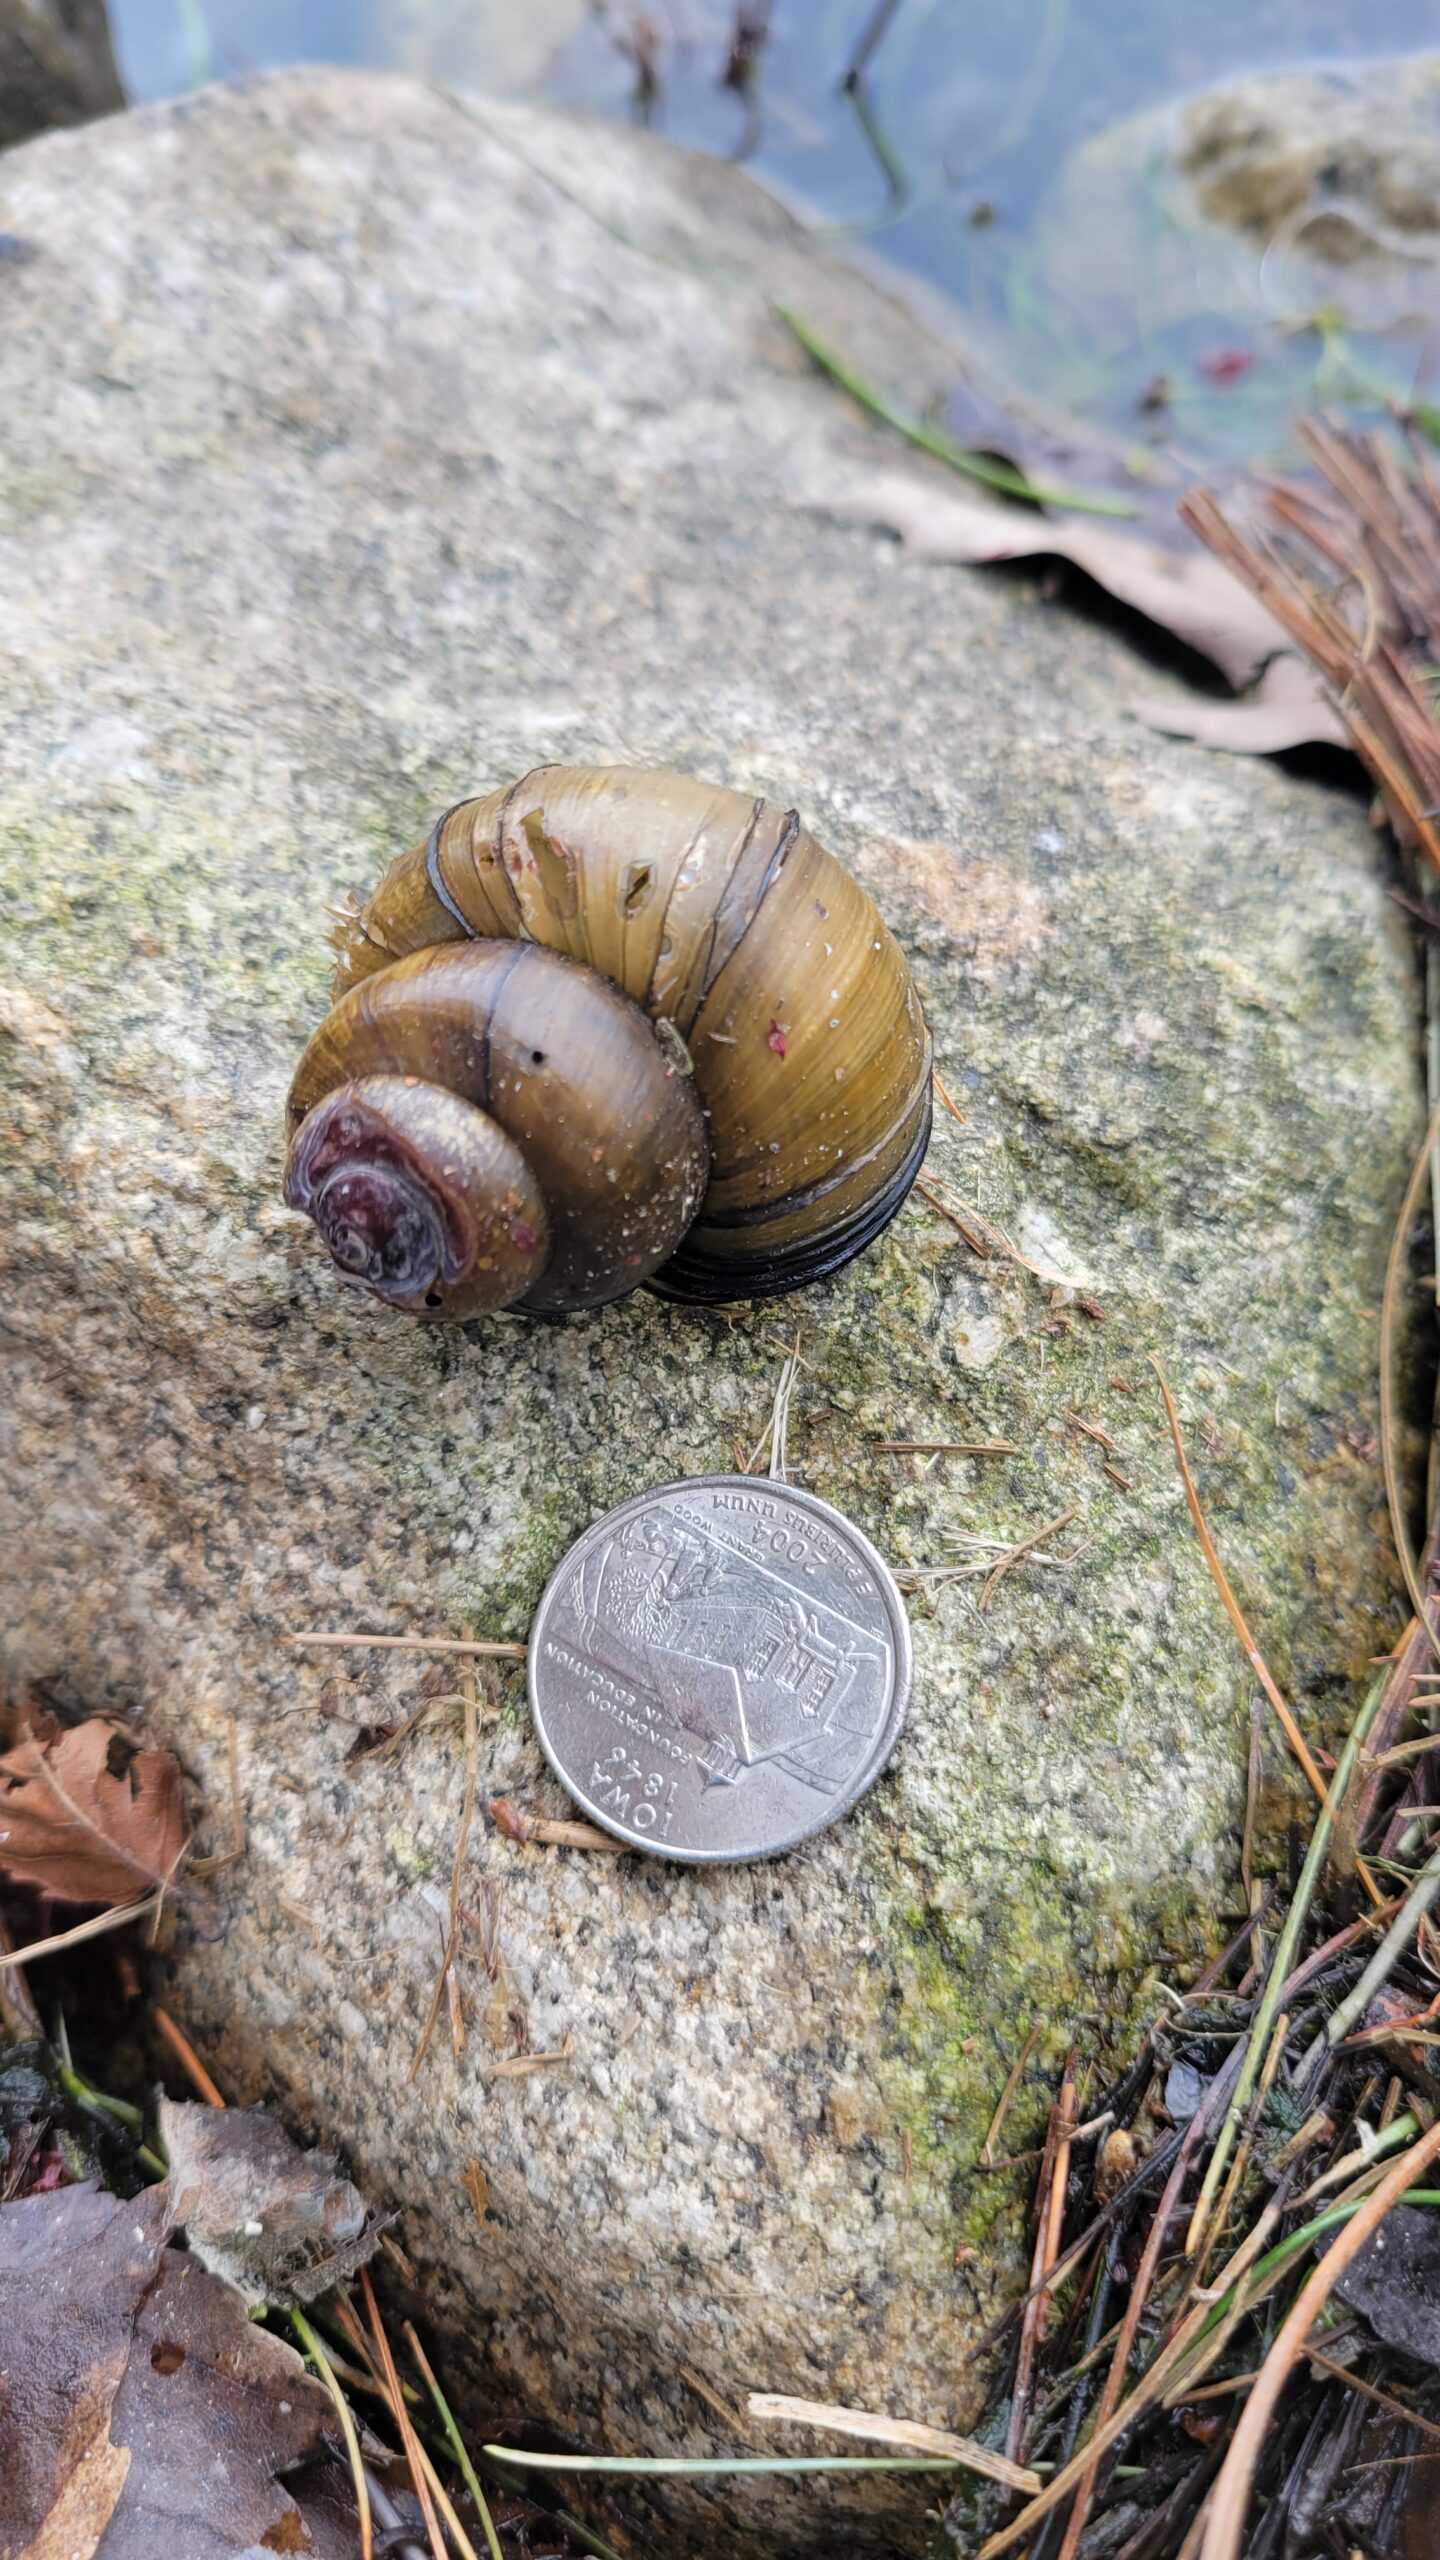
526 1474 912 1864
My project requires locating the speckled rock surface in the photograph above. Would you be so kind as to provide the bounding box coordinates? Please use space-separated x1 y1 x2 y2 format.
0 68 1422 2558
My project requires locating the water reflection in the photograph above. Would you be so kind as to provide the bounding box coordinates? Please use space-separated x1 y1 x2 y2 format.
107 0 1440 464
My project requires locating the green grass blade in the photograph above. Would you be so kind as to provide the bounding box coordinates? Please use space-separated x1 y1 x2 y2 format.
774 305 1136 519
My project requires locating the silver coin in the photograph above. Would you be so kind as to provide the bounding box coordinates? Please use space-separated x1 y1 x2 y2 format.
527 1475 911 1863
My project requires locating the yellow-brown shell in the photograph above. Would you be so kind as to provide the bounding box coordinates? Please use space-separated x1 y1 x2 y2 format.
287 764 931 1311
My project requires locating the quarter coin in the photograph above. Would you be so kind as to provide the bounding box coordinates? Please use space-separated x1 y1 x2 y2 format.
527 1475 911 1862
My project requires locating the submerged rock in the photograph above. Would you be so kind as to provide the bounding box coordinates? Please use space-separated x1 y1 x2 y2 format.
0 68 1421 2556
1180 54 1440 262
1023 53 1440 449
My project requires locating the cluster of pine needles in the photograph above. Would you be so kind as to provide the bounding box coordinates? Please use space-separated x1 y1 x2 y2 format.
953 423 1440 2560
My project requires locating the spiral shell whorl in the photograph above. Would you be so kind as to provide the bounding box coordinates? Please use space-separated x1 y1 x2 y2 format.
304 764 933 1309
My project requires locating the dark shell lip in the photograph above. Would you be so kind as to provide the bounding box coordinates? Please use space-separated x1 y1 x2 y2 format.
650 1086 934 1304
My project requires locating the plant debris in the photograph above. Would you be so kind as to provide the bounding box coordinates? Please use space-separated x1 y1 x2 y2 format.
0 1719 186 1907
811 468 1298 688
160 2096 381 2306
1181 417 1440 824
0 2178 352 2559
940 1126 1440 2557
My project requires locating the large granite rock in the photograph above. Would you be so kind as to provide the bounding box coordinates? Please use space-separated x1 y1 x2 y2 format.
0 68 1421 2556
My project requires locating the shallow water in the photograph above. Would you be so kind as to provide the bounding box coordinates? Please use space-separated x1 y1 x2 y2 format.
109 1 1440 469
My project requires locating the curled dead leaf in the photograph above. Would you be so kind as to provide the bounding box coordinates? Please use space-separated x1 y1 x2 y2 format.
160 2097 377 2307
811 469 1290 689
0 1721 186 1906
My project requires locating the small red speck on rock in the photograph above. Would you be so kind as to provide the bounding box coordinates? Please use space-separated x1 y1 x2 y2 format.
767 1019 789 1059
1197 346 1254 386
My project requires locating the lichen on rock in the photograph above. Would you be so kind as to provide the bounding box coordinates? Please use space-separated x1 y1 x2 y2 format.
0 68 1423 2557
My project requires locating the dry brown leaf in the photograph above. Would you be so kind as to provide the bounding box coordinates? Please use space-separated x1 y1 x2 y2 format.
0 2179 359 2560
1134 653 1348 754
0 1721 186 1905
97 2250 345 2559
0 2179 172 2560
815 470 1290 688
160 2097 376 2307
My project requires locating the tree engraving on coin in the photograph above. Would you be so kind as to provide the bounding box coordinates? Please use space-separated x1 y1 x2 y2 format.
527 1476 911 1862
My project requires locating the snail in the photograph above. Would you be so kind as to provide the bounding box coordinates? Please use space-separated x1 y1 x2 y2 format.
285 764 932 1316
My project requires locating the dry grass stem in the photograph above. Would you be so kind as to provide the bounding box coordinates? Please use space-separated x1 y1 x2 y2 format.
357 2270 448 2560
489 2043 574 2080
979 2024 1043 2169
0 1894 161 1967
978 1509 1082 1611
190 1716 246 1878
407 1690 482 2085
876 1439 1019 1457
289 1630 527 1659
746 2394 1040 2493
1151 1360 1383 1907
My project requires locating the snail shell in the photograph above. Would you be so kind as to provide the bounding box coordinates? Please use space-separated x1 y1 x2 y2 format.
285 764 932 1315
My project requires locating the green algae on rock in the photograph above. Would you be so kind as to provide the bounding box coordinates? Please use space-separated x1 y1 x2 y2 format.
0 67 1422 2560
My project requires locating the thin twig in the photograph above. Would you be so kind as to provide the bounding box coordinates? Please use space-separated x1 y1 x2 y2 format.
360 2267 447 2560
489 1798 630 1853
152 2005 225 2107
1305 2345 1440 2448
1199 2118 1440 2560
1297 1840 1440 2081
